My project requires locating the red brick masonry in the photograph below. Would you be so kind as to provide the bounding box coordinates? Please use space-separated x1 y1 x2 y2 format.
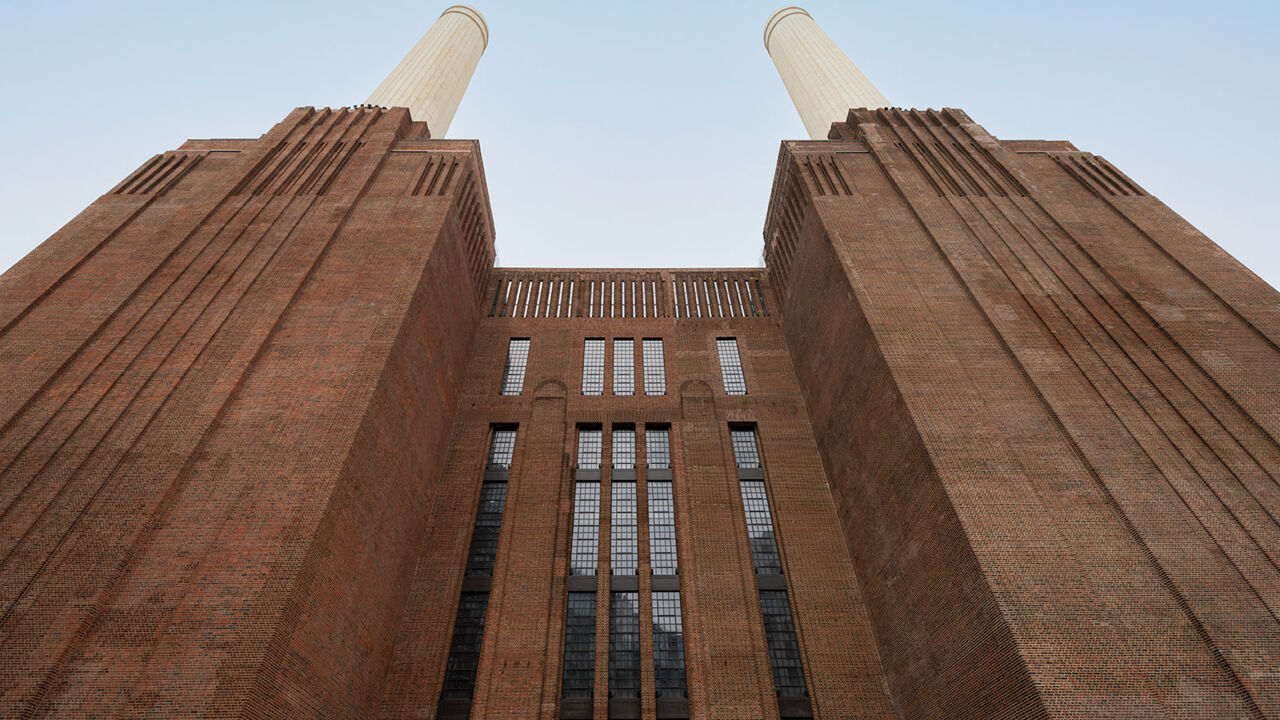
0 105 1276 718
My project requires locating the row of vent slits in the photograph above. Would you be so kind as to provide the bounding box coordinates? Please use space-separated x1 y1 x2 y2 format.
800 156 852 196
895 139 1027 198
488 274 769 319
454 168 494 300
1052 153 1146 197
113 152 202 196
409 155 463 196
766 171 809 298
231 140 365 197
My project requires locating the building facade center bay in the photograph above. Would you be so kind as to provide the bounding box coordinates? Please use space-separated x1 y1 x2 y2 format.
1 5 1278 719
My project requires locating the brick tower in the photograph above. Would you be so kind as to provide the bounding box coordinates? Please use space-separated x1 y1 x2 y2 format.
1 5 1278 719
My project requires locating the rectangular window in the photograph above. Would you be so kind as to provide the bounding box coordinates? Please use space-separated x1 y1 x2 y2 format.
440 592 490 698
562 592 597 699
645 426 670 469
613 338 635 395
577 427 602 469
730 427 761 469
500 338 530 395
582 338 605 395
609 592 641 698
652 591 687 698
642 338 666 395
648 482 678 575
717 338 747 395
740 480 783 574
611 482 638 575
487 427 517 469
464 483 508 577
570 483 600 576
759 590 808 697
612 426 636 469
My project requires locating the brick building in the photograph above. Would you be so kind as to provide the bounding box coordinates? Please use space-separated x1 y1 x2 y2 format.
1 5 1278 719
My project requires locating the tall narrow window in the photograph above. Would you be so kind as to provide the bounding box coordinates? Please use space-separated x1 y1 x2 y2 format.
464 484 508 576
440 593 490 698
562 592 597 699
500 338 530 395
646 426 670 469
613 338 635 395
642 338 666 395
740 480 783 574
648 482 677 575
577 427 603 469
487 427 517 469
583 338 605 395
760 590 808 697
717 338 747 395
609 592 641 698
652 591 687 698
570 484 600 576
730 427 761 468
611 482 637 575
612 426 636 469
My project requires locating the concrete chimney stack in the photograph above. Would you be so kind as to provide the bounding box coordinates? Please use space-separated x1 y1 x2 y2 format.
764 6 889 139
366 5 488 137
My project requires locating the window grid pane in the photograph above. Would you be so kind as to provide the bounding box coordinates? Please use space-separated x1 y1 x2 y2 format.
609 592 641 698
642 339 666 395
648 483 678 575
652 591 687 698
730 428 761 469
500 339 529 395
611 483 638 575
717 338 747 395
582 339 605 395
759 590 808 697
577 428 602 469
464 484 507 577
487 428 517 469
441 592 490 698
570 484 600 575
562 592 597 699
612 427 636 469
740 480 783 574
645 427 670 469
613 339 635 395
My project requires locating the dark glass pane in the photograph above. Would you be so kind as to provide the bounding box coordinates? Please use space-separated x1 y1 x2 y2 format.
487 427 517 469
652 591 687 698
441 592 490 698
648 482 678 575
609 592 641 698
740 480 782 574
571 483 600 575
562 592 597 699
730 427 760 469
464 484 507 576
759 590 807 697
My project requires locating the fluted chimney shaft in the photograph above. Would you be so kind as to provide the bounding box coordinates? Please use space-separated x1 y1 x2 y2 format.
764 6 889 139
367 5 488 137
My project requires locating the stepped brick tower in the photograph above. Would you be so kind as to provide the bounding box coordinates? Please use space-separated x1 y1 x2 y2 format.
1 5 1278 719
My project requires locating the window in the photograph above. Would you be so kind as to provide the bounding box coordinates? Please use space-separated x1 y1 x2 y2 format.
582 339 605 395
740 480 783 574
612 426 636 469
652 591 687 698
613 339 634 395
487 427 517 469
730 427 761 469
609 592 641 698
611 483 637 575
500 338 529 395
760 590 808 697
464 484 508 576
570 483 600 576
562 592 597 699
648 482 677 575
440 592 490 698
717 338 747 395
577 427 602 469
645 426 670 469
642 338 665 395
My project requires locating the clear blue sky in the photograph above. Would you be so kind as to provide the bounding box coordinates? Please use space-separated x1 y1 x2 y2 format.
1 1 1277 288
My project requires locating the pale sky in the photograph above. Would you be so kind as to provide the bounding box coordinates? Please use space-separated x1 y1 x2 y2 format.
1 0 1277 288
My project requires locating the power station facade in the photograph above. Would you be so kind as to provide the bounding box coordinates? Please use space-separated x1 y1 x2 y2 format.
1 5 1278 719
